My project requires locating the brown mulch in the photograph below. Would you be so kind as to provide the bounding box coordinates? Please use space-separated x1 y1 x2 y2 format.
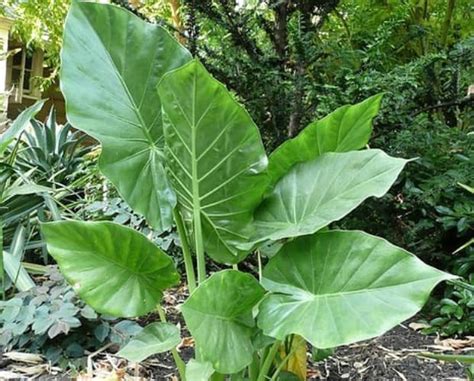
313 324 470 380
0 285 471 380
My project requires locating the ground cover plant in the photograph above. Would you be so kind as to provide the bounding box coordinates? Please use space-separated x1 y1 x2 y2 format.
0 265 142 369
36 2 458 380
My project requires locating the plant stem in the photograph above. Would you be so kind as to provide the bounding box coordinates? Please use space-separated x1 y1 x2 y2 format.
259 346 269 374
257 250 262 282
257 340 281 381
232 263 238 270
248 353 260 381
172 208 197 293
195 231 206 284
190 72 206 285
156 305 187 381
419 352 474 364
270 346 297 381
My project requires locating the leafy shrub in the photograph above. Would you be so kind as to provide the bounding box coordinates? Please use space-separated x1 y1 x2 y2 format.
424 283 474 337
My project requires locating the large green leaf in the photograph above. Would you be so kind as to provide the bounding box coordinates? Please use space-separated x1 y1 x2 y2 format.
60 2 191 231
0 100 45 156
186 360 215 381
117 322 181 362
181 270 265 373
158 60 269 263
42 221 179 317
248 149 407 246
257 230 456 349
268 94 382 184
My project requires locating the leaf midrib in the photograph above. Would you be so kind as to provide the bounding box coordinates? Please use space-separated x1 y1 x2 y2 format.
80 5 156 147
269 275 447 300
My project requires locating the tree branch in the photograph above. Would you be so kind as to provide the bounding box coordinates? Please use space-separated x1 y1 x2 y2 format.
412 95 473 117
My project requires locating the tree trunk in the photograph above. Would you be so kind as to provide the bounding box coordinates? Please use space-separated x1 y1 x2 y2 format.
274 3 288 61
441 0 456 47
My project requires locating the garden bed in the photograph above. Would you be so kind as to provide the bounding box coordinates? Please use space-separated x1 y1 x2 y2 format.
1 285 470 380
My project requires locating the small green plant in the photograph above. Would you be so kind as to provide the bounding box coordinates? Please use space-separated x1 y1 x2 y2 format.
423 249 474 337
38 3 455 380
0 265 141 368
424 283 474 336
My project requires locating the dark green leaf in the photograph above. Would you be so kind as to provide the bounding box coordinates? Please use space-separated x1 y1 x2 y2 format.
312 347 334 362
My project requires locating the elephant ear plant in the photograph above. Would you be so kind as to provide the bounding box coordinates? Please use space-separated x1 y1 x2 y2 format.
41 2 456 380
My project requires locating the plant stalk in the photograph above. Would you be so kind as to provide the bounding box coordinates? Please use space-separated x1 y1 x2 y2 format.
248 353 260 381
191 73 206 285
156 305 187 381
257 340 281 381
194 220 206 285
173 208 197 293
257 250 262 282
270 346 297 381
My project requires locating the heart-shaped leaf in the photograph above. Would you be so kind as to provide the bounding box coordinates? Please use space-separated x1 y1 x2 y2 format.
249 149 407 246
60 2 191 231
267 94 382 184
42 221 179 317
159 60 269 263
257 230 456 348
181 270 265 373
117 322 181 362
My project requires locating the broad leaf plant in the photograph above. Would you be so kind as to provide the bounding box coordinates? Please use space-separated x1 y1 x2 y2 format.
40 2 455 380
